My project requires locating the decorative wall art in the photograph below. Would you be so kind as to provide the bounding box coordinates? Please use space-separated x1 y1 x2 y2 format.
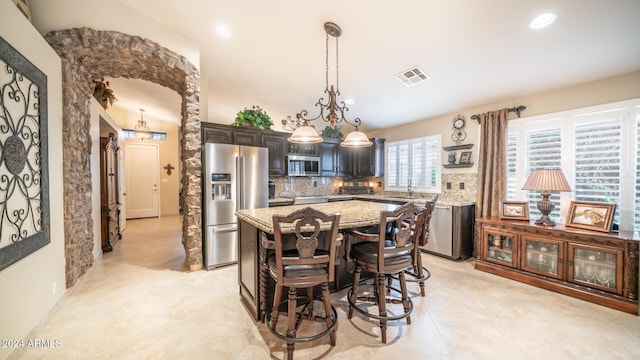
0 36 50 271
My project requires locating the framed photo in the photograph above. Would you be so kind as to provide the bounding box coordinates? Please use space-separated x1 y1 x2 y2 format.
458 151 472 164
566 201 616 233
500 201 529 220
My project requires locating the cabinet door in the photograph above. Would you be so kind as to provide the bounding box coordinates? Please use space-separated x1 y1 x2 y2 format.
319 138 341 176
520 236 564 280
233 129 260 146
567 243 623 295
202 125 232 144
483 227 518 268
261 134 287 177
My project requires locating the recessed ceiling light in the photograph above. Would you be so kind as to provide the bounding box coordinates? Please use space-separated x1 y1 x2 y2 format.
215 24 231 37
529 13 557 30
344 98 354 105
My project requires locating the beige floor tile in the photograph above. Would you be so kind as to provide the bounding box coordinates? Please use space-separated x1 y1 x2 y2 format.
9 215 640 360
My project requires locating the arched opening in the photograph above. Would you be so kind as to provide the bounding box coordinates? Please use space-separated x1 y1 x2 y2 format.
44 28 203 287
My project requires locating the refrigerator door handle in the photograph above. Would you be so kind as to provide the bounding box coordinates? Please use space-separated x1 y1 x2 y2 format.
236 156 244 211
212 224 238 233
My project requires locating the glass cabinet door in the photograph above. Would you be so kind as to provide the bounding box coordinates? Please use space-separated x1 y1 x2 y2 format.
521 237 564 279
568 244 623 295
483 228 518 268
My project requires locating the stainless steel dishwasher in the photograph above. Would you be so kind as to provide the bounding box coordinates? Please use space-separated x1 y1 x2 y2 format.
421 204 475 260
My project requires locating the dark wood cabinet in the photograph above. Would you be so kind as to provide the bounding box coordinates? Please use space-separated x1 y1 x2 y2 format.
475 217 639 314
337 137 385 177
100 134 121 252
261 133 288 177
319 137 342 176
232 128 260 146
202 123 232 144
201 123 384 178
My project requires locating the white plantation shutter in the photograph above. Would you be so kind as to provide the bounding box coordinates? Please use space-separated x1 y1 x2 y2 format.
506 131 518 200
387 143 398 187
399 143 410 187
573 120 621 221
525 128 562 220
507 99 640 231
385 135 441 192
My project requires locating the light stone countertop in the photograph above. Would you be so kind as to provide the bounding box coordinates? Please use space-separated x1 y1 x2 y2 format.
236 200 399 234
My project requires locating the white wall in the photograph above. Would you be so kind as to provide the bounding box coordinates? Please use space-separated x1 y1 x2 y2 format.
0 2 66 359
369 70 640 175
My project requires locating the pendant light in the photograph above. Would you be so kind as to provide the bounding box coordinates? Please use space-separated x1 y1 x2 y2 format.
134 108 151 140
292 22 372 147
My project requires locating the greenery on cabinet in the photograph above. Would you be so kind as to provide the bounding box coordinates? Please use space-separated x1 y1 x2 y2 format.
231 105 273 130
320 125 343 139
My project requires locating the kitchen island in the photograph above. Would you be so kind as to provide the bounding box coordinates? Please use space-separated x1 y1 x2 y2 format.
236 200 401 321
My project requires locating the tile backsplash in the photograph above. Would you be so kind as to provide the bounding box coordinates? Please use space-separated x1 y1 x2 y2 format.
269 172 477 204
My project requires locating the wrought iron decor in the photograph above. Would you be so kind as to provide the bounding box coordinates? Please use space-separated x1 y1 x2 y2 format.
0 36 50 271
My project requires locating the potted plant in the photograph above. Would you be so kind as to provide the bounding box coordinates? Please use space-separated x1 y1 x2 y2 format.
231 105 273 130
320 125 343 140
92 77 117 109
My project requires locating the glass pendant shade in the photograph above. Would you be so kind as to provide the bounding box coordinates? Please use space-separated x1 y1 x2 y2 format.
287 125 323 144
341 130 372 148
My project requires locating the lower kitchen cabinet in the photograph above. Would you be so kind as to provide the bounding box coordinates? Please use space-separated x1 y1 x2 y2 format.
475 217 639 314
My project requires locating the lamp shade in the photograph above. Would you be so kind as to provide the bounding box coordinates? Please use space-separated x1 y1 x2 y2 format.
288 125 323 144
522 169 571 192
340 130 372 148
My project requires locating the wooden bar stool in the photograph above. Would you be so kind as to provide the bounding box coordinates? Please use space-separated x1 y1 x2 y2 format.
264 207 341 359
400 197 437 296
347 202 422 344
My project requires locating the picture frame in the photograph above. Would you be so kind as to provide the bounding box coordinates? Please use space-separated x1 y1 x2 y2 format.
458 151 472 164
565 201 616 233
499 201 529 220
0 36 50 271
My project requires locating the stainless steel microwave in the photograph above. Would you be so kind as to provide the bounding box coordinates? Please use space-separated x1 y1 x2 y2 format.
287 155 320 176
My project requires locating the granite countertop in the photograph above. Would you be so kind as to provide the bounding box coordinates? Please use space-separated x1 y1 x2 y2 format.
237 200 399 234
352 194 475 207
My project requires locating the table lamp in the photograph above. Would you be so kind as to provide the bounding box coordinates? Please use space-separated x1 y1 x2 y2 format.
521 169 571 226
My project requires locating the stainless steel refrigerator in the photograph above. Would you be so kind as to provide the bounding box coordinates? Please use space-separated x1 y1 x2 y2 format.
203 143 268 269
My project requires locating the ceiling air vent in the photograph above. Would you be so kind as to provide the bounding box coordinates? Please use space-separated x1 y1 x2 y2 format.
395 66 430 87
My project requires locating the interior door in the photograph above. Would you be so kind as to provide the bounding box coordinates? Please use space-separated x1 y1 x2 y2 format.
125 142 160 219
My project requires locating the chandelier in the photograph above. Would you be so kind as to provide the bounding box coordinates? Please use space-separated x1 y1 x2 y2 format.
289 22 372 147
134 108 151 140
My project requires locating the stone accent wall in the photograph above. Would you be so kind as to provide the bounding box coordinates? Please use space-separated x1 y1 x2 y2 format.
44 28 202 287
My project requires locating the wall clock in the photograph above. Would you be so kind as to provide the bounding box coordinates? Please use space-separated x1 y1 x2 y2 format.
451 114 467 144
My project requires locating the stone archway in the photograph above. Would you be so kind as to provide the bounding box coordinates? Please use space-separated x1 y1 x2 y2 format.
45 28 203 287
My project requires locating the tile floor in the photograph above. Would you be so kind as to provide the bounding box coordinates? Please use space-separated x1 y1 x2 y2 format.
10 215 640 360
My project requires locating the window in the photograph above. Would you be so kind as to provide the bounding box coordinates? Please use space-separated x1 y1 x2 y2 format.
507 99 640 231
122 129 167 141
385 135 441 193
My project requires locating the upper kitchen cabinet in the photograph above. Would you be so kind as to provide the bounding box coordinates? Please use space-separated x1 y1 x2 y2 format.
202 122 232 144
319 137 384 177
261 132 288 177
340 137 385 177
232 128 260 146
319 137 343 176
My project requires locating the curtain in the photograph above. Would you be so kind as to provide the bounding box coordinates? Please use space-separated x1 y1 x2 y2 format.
475 108 509 258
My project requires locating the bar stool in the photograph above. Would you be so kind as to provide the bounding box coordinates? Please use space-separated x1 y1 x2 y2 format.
402 196 437 296
347 202 422 344
265 207 341 360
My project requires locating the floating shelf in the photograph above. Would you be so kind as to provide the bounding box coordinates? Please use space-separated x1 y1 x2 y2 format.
444 163 474 168
443 143 474 151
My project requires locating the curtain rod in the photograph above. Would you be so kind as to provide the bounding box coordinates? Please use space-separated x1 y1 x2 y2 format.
471 105 526 122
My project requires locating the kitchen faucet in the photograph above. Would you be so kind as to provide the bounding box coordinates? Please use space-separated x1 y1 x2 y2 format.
407 179 414 197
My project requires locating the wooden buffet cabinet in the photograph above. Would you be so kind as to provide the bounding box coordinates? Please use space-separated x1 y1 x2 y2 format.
475 217 639 314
